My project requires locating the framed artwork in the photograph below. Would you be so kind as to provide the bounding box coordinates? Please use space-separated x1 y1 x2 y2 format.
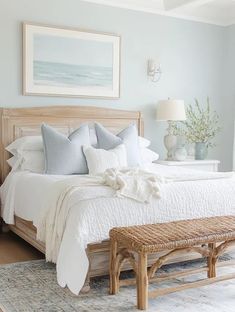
23 23 120 98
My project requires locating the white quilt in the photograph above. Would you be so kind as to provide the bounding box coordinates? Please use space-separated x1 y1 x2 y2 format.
37 168 169 263
1 164 235 295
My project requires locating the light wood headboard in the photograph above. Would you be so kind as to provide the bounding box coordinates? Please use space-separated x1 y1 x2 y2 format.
0 106 143 182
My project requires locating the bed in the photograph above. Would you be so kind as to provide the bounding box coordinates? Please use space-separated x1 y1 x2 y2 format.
1 105 235 295
0 105 146 285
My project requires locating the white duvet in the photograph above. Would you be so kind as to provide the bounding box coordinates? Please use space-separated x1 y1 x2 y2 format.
1 163 235 295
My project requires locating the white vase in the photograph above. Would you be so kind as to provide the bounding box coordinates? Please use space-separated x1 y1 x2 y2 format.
174 146 187 161
187 143 195 160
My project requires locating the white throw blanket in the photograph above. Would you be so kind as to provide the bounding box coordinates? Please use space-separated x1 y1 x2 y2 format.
37 168 234 263
37 168 168 262
104 168 168 202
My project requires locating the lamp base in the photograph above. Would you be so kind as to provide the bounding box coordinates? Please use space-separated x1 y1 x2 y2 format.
164 134 177 160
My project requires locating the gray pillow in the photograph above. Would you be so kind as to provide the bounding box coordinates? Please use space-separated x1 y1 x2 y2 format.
94 123 142 166
41 123 90 175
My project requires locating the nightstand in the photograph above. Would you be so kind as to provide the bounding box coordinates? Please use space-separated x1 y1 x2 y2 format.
156 160 220 172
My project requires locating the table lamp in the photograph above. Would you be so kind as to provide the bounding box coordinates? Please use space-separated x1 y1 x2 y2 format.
156 99 186 160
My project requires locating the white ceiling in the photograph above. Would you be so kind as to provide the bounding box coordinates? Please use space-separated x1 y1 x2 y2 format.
81 0 235 26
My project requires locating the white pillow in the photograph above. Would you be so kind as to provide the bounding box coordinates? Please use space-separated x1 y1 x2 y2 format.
83 144 127 175
7 156 20 170
7 150 45 173
141 148 159 164
6 133 150 154
139 136 150 148
6 136 43 156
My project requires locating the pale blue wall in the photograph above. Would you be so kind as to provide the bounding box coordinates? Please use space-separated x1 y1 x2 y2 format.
0 0 233 169
223 25 235 169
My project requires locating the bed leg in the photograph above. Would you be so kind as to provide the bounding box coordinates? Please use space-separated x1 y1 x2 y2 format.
80 249 92 294
80 275 91 293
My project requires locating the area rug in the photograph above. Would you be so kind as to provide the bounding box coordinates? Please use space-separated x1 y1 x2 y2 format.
0 257 235 312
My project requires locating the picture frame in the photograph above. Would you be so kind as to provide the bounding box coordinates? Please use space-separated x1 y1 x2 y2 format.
23 22 121 99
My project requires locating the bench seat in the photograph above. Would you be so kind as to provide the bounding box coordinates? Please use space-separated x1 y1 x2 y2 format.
109 216 235 310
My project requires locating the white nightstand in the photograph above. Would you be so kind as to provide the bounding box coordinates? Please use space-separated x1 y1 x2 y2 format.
156 160 220 172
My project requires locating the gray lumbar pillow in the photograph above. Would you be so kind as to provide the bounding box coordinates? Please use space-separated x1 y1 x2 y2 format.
41 123 90 175
94 123 142 166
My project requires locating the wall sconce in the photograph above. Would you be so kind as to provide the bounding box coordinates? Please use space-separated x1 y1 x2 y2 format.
147 59 162 82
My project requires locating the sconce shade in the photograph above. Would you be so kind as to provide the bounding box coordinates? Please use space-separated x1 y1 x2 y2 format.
156 99 186 121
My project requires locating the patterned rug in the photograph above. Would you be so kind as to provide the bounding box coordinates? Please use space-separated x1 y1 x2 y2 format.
0 258 235 312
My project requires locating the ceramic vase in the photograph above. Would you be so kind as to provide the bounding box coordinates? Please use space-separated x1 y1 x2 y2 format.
195 142 208 160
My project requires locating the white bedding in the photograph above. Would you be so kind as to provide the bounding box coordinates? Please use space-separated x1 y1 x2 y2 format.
1 164 235 295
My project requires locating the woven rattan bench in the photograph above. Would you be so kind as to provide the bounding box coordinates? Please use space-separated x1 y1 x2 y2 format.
109 216 235 310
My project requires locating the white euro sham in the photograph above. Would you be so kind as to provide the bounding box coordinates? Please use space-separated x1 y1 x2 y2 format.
6 136 43 155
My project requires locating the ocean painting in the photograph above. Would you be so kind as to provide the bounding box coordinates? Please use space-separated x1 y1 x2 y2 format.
33 61 113 88
33 34 113 88
24 23 120 98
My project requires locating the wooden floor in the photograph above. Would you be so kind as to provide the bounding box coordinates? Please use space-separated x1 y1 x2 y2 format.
0 231 43 264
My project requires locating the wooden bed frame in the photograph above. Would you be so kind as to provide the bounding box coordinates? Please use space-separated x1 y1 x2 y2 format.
0 106 203 289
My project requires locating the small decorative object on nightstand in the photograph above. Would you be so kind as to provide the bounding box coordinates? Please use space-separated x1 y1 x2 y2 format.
156 99 186 161
156 160 220 172
174 135 187 161
174 146 187 161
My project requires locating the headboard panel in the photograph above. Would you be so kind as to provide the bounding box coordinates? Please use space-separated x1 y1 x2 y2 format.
0 106 143 182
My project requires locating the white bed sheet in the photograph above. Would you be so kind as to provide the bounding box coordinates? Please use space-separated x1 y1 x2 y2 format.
1 164 235 296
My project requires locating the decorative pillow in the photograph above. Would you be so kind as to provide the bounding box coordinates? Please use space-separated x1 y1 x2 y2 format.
6 136 43 156
94 123 141 166
141 148 159 164
89 127 98 147
41 123 90 175
83 144 127 175
7 151 45 173
90 126 150 149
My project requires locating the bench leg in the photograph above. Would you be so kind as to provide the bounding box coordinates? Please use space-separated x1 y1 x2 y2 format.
109 239 119 295
137 253 148 310
207 243 216 278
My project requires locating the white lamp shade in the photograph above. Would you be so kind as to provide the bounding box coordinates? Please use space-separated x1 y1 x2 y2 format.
156 99 186 121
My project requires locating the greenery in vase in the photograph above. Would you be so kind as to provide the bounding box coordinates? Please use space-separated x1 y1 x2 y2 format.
172 98 221 148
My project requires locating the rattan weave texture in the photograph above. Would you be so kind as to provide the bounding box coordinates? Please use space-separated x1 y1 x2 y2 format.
109 216 235 253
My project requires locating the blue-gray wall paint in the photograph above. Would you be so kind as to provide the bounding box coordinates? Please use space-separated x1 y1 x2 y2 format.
0 0 233 170
221 25 235 170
